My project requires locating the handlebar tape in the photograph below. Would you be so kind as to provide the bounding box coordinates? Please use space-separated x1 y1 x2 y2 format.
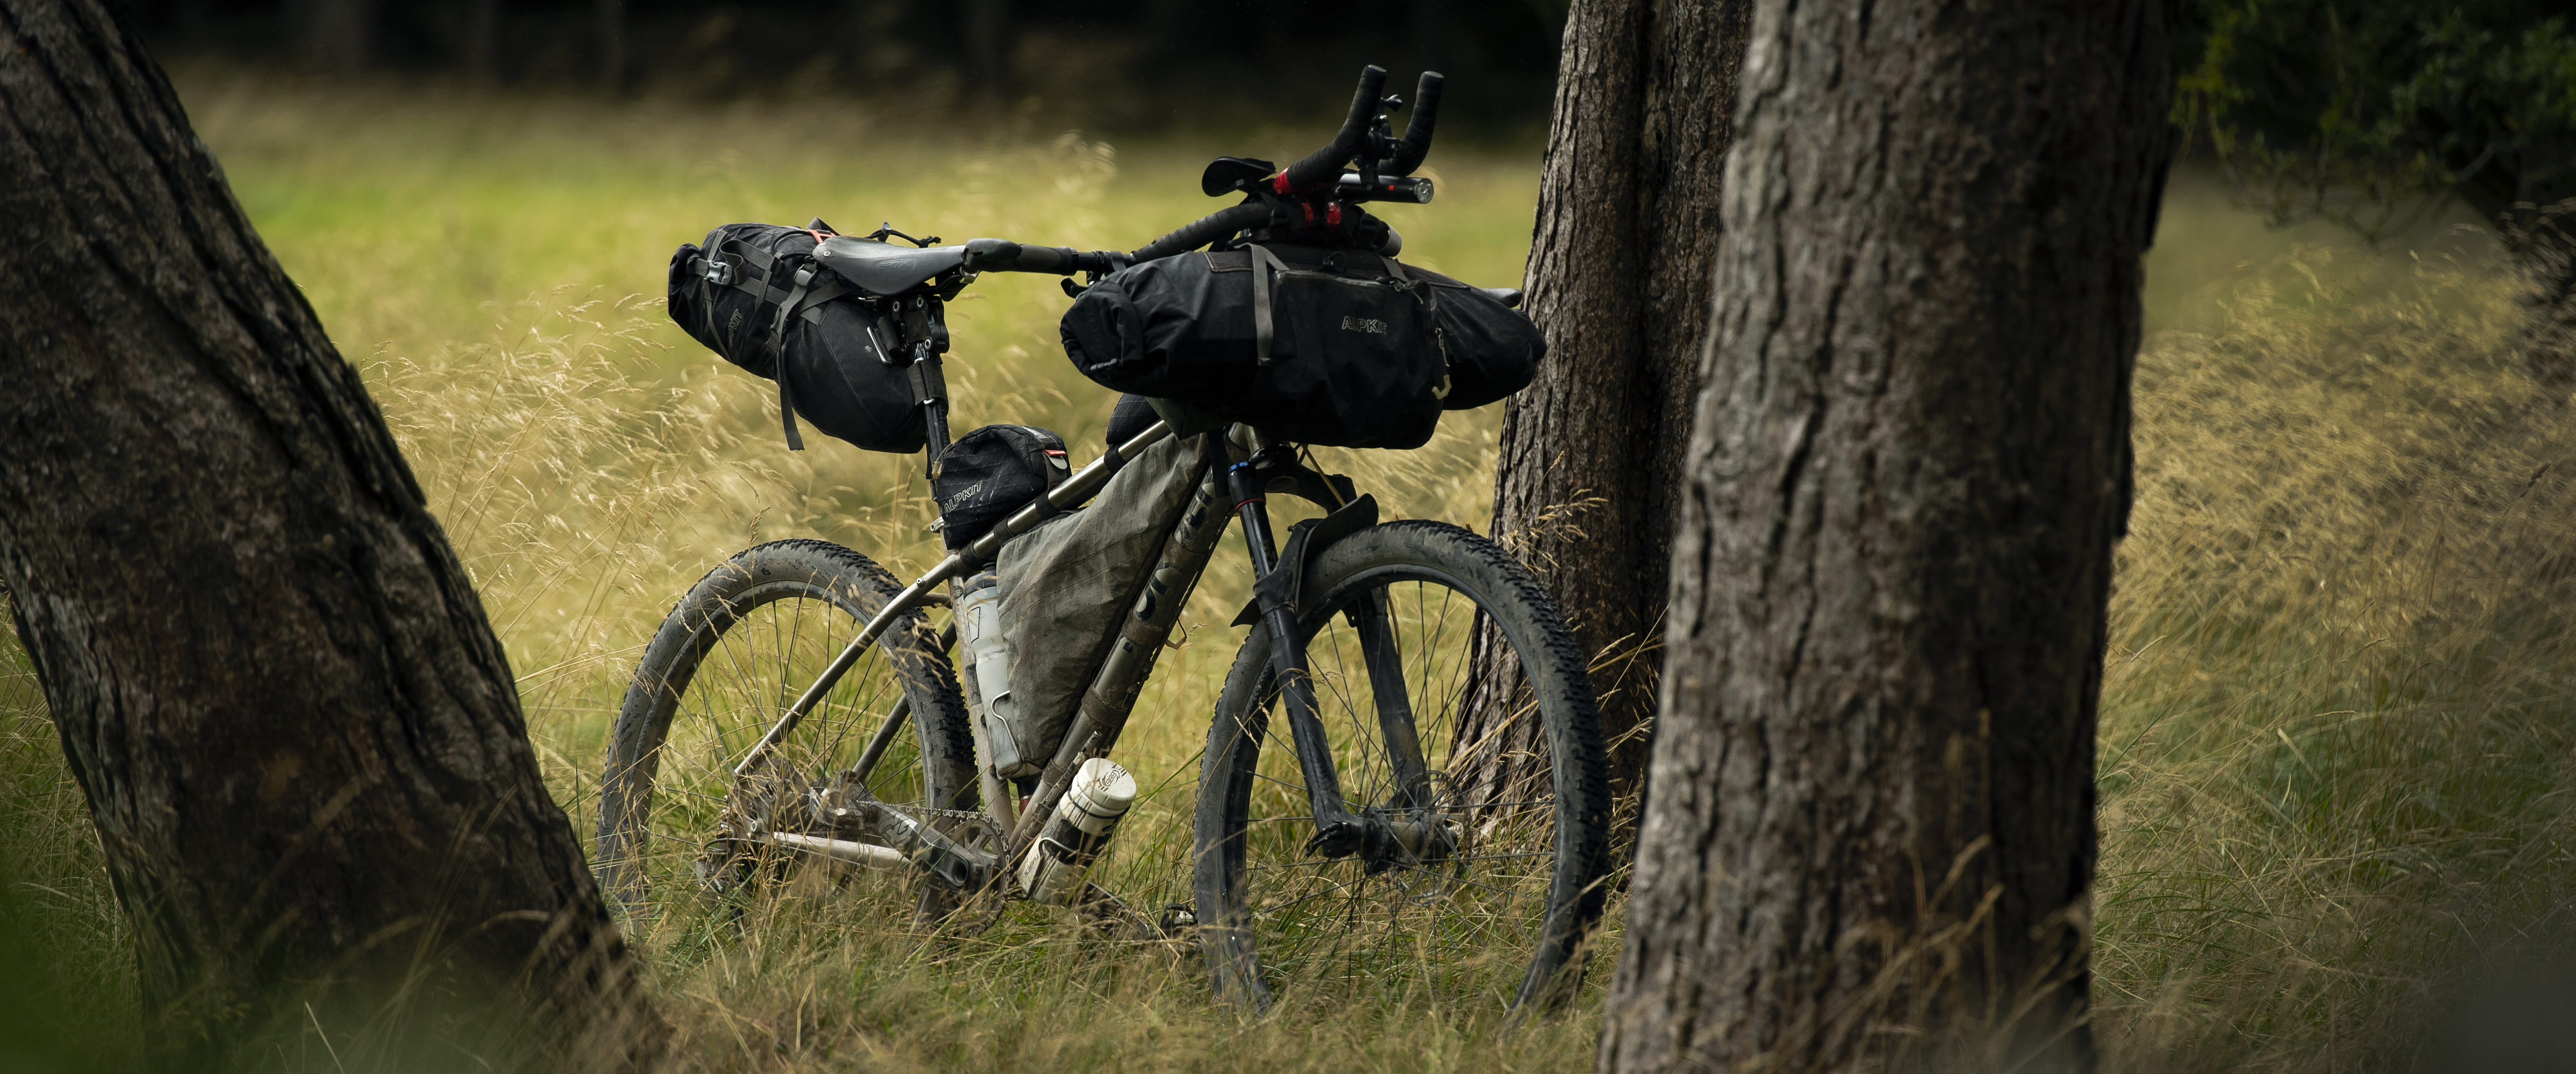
1130 203 1271 263
1281 65 1389 189
1386 72 1443 177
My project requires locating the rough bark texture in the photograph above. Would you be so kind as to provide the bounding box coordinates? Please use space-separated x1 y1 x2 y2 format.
1475 0 1752 823
1598 1 2175 1071
0 1 657 1066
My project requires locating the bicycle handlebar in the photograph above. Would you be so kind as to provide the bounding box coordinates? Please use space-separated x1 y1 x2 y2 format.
961 238 1120 275
961 68 1441 276
1387 72 1442 177
1129 203 1273 263
1281 65 1388 189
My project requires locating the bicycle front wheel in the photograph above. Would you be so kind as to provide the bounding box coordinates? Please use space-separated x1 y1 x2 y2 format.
1194 520 1612 1009
593 539 974 925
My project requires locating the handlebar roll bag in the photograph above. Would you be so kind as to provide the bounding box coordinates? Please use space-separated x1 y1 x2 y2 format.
668 223 928 453
1058 244 1543 449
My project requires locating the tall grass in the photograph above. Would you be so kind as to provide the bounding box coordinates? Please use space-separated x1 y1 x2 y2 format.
5 74 2574 1070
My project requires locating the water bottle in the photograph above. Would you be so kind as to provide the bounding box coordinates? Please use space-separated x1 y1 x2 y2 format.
1016 757 1137 906
955 571 1030 777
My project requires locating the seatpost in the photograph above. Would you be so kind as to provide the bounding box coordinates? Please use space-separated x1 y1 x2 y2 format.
1227 447 1366 858
909 342 951 476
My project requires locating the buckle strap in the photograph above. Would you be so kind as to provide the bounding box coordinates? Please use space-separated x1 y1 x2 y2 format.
1248 244 1288 368
769 264 821 450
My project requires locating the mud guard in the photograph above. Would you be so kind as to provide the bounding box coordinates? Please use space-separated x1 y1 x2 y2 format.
1232 494 1381 627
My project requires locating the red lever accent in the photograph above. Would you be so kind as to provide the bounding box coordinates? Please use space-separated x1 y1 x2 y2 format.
1272 173 1294 195
1326 202 1344 227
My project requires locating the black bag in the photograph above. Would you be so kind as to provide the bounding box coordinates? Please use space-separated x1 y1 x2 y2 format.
1057 244 1544 448
933 424 1072 549
668 223 927 453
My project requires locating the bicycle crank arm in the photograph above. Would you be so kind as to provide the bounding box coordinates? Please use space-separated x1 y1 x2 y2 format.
766 831 908 872
827 779 999 889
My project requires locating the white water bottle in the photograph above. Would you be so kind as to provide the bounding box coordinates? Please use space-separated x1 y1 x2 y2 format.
1016 757 1137 906
955 572 1029 776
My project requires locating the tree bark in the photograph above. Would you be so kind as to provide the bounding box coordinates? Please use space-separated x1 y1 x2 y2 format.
1598 0 2174 1071
1470 0 1752 829
0 1 657 1067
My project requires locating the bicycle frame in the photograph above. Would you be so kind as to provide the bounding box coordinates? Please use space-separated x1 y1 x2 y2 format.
729 415 1443 901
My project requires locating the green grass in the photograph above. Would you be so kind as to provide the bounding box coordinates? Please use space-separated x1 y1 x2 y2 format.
8 70 2576 1071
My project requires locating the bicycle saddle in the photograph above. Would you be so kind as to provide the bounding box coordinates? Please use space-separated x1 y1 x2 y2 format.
815 236 968 295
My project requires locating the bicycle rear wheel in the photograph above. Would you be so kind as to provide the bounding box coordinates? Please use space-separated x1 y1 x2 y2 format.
594 539 974 925
1194 520 1612 1009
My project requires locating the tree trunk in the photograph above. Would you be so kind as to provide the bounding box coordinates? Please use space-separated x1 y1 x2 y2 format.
1598 0 2174 1070
0 1 657 1067
1467 0 1751 830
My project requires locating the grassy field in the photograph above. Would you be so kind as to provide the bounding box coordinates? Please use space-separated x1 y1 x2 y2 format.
8 71 2576 1071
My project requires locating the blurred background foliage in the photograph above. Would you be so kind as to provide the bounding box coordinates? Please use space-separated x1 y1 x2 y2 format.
129 0 1568 139
2175 0 2575 239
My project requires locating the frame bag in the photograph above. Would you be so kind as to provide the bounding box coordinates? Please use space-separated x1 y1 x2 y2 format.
668 223 928 453
1057 244 1544 448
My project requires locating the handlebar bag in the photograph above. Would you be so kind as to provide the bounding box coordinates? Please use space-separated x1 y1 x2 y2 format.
1063 243 1520 449
668 223 927 454
932 424 1071 550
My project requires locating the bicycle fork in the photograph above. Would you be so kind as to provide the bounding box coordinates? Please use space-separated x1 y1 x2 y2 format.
1227 455 1454 870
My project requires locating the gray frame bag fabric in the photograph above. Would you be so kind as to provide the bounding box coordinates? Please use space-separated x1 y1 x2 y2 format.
987 432 1208 776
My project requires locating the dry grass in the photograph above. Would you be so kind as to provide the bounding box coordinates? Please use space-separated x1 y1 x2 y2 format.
7 75 2576 1071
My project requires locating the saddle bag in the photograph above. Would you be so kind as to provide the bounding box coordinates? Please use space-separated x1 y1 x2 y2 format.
1056 244 1544 448
667 223 928 453
932 424 1071 550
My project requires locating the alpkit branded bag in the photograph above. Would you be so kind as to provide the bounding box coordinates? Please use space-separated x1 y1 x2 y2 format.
1057 244 1544 448
932 424 1071 550
667 223 927 453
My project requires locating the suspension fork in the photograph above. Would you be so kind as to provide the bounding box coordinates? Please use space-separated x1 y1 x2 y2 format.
1348 591 1433 810
1229 459 1368 858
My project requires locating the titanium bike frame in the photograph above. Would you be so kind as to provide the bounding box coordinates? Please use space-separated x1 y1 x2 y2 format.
727 416 1447 897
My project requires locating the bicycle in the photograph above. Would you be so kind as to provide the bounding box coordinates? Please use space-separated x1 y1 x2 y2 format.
594 66 1613 1011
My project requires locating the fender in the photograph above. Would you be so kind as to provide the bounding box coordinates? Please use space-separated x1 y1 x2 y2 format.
1231 494 1381 627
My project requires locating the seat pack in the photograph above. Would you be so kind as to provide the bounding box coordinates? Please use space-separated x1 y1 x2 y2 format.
667 223 931 453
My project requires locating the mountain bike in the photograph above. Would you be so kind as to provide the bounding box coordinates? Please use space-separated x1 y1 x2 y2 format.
593 67 1612 1010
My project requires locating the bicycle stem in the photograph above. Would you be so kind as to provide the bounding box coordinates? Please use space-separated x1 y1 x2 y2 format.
734 420 1178 780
